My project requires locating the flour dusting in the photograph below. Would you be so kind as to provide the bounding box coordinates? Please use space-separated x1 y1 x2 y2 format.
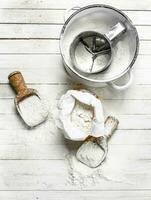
66 153 102 187
18 95 49 127
66 152 131 187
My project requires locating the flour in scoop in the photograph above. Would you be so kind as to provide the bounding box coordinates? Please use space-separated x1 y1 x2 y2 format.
18 95 48 127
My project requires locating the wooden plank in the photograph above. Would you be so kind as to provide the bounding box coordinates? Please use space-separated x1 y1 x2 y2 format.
126 11 151 25
0 160 69 190
1 84 151 100
0 191 151 200
0 134 150 159
0 24 61 39
0 129 65 145
0 144 69 159
0 40 60 54
0 9 150 25
0 25 148 40
136 26 151 40
0 0 151 10
0 9 64 24
0 40 148 54
0 67 150 84
2 143 151 160
0 129 150 145
0 114 151 130
32 84 151 100
0 54 149 70
0 155 150 190
103 100 151 115
1 99 151 115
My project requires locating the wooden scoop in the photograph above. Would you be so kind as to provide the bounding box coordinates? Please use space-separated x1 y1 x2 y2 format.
76 116 119 168
8 71 49 128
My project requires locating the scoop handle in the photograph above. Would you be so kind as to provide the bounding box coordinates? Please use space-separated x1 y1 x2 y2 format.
104 116 119 139
8 71 28 94
8 71 37 103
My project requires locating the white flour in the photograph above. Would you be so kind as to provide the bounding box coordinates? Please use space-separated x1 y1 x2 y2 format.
66 151 130 188
66 153 102 187
71 100 93 135
18 95 49 127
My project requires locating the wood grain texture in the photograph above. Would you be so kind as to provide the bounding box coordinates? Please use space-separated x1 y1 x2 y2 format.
0 129 150 145
0 159 149 190
0 114 151 130
0 0 151 10
0 54 149 70
0 40 149 54
1 99 151 115
1 84 151 99
0 191 150 200
0 9 150 25
0 67 150 84
0 24 148 40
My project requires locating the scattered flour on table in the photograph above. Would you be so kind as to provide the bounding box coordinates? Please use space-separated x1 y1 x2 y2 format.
66 152 131 188
55 90 131 186
71 100 93 135
18 95 48 127
66 153 102 187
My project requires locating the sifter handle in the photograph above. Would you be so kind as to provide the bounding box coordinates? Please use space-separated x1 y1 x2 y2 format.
8 71 37 103
105 22 126 42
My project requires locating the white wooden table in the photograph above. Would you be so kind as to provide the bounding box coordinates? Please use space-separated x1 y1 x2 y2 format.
0 0 151 199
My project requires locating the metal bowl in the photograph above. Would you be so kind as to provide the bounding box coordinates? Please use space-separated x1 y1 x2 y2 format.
60 4 139 90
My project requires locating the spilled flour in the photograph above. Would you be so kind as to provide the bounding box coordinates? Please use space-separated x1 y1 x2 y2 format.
66 153 102 187
71 100 93 135
18 95 49 127
56 90 131 186
66 152 131 188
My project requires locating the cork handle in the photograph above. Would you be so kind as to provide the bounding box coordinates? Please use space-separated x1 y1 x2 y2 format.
8 71 37 103
8 71 28 94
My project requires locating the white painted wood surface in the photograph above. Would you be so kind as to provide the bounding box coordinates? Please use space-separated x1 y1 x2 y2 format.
0 0 151 199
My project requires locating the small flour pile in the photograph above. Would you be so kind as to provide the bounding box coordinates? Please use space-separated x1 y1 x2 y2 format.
66 152 102 187
18 95 49 127
66 151 130 187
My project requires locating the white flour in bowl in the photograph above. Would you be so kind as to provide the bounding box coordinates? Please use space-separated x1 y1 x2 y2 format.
18 95 49 127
